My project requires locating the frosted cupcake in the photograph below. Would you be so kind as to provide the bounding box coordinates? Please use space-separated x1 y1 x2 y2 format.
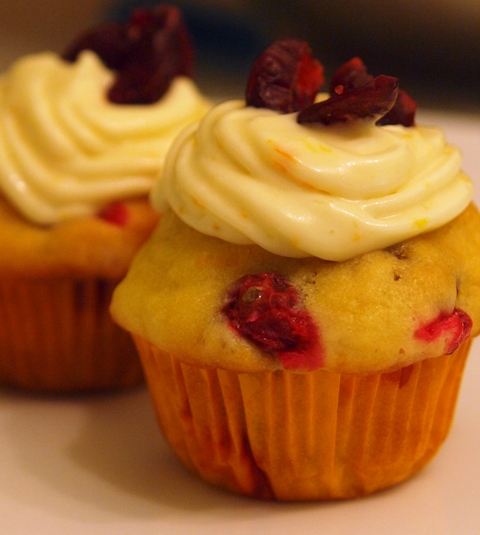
111 40 480 498
0 5 210 392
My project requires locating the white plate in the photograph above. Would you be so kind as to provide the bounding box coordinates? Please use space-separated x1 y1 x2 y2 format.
1 112 479 535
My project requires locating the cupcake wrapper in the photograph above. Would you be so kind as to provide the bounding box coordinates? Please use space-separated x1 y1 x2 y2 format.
134 334 471 500
0 278 144 392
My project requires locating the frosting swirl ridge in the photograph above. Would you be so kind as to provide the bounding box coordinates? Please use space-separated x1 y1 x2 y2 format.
152 99 472 261
0 51 210 224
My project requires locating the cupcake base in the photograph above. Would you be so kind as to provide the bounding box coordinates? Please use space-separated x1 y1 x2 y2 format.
133 335 471 500
0 277 144 392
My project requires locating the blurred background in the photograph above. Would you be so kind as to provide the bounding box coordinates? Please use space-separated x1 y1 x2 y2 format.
0 0 479 112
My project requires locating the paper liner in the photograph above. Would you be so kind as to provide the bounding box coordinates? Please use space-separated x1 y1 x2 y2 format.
0 278 144 392
134 334 471 500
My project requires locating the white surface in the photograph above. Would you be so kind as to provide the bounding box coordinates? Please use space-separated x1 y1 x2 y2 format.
0 113 479 535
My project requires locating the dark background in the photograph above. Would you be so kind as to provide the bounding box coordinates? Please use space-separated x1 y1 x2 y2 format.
109 0 480 112
1 0 478 112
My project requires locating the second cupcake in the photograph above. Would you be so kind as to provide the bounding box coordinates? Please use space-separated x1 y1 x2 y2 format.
0 4 211 392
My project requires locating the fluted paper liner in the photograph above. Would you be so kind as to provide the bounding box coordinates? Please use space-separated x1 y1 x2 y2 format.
0 278 143 392
134 334 471 500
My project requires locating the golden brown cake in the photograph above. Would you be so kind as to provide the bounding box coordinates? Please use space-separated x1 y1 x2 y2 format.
0 5 210 392
111 40 480 498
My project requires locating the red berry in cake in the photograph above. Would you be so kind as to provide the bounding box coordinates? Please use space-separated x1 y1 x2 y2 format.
98 202 129 226
245 39 325 113
415 308 472 355
222 272 323 371
62 5 194 104
297 74 399 125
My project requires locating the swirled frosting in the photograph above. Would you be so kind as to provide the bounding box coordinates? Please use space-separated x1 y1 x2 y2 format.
152 98 472 261
0 51 210 225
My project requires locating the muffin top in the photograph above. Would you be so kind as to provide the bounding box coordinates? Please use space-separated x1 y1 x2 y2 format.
0 194 159 279
111 40 480 373
112 203 480 374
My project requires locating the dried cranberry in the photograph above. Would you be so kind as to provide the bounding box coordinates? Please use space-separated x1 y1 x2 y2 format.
297 75 399 125
377 88 417 127
222 272 323 371
62 5 194 104
415 308 472 355
62 21 129 69
98 202 129 226
327 57 417 126
245 39 325 113
330 56 373 94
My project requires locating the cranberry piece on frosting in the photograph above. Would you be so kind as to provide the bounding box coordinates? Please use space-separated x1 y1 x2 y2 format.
297 74 399 125
222 272 323 371
244 41 417 125
377 88 417 127
329 57 417 126
415 308 472 355
245 39 325 113
62 5 194 104
330 56 373 93
298 56 417 126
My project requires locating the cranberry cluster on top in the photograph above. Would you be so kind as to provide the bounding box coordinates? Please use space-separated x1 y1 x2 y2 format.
245 38 417 126
62 4 194 104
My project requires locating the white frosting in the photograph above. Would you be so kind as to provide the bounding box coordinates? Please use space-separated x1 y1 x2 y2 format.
0 51 210 224
152 99 473 261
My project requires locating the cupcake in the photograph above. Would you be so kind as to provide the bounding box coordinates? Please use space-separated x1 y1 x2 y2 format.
0 5 210 392
111 39 480 499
